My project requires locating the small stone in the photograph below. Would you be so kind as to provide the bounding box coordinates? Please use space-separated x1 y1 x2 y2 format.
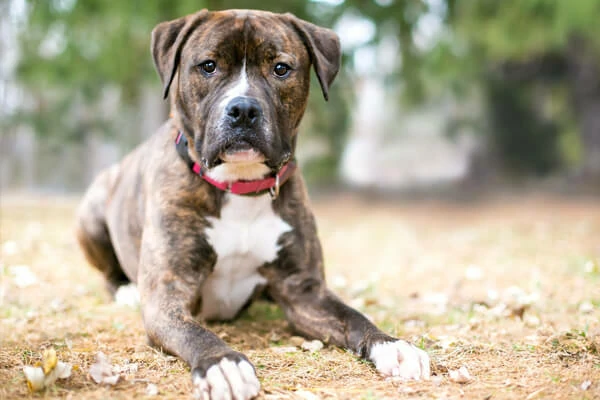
579 301 594 314
10 265 38 288
465 265 483 281
50 298 67 312
331 275 348 289
350 280 371 296
301 340 324 353
2 240 18 256
431 376 443 386
583 260 598 274
449 366 473 383
581 380 592 391
486 289 499 302
524 315 540 328
350 297 366 309
404 319 425 328
217 331 229 340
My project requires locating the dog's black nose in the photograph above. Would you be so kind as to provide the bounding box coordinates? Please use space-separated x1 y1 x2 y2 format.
225 97 262 128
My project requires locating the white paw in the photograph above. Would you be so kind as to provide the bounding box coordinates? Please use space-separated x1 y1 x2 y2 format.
114 283 140 308
193 359 260 400
369 340 430 380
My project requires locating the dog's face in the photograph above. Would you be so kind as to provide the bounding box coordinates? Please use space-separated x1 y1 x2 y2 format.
151 10 340 181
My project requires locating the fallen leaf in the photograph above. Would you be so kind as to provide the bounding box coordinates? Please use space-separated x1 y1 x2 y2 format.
146 383 159 396
398 386 417 394
270 346 298 354
269 332 282 342
301 340 324 353
525 387 545 399
449 366 473 383
294 390 319 400
114 362 138 374
23 366 45 392
42 348 58 374
581 380 592 391
9 265 38 288
89 352 120 385
23 348 72 392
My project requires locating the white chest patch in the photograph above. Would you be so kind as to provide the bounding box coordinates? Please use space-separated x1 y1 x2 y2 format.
201 193 292 320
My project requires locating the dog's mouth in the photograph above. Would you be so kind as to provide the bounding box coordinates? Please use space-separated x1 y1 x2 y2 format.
219 141 266 164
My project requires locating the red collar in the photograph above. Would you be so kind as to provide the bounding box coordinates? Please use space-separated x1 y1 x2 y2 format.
175 131 296 198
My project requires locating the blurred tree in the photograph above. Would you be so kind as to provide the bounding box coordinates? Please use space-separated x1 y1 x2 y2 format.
439 0 600 179
13 0 349 184
15 0 207 143
12 0 600 187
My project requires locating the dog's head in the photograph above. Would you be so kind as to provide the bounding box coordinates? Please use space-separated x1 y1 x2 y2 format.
151 9 340 182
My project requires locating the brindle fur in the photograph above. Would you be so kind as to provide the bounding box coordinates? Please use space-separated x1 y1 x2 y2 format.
77 9 397 384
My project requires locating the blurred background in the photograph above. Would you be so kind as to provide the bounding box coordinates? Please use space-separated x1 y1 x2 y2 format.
1 0 600 194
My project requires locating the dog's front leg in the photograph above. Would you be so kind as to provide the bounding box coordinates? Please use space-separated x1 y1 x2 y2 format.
267 269 430 380
138 233 260 400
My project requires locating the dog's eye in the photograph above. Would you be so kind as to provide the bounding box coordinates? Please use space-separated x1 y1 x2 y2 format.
198 60 217 75
273 63 291 78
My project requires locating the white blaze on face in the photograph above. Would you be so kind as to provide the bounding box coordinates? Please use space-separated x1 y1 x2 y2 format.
209 58 271 182
219 60 250 111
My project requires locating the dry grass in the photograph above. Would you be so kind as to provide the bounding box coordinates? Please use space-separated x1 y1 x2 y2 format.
1 193 599 399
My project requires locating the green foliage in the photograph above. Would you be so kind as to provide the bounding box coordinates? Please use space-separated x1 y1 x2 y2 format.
18 0 206 99
438 0 600 176
11 0 600 180
302 75 351 185
15 0 208 141
485 78 563 175
13 0 350 180
454 0 600 60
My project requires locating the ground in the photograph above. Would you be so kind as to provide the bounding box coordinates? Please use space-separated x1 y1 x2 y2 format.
1 193 599 399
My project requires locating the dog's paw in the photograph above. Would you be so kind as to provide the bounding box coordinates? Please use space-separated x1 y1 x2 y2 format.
369 340 430 380
192 358 260 400
114 283 140 308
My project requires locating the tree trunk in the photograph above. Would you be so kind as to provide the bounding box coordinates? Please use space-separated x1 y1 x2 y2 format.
566 36 600 180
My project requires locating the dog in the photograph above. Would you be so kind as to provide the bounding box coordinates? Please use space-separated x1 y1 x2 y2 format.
76 9 430 400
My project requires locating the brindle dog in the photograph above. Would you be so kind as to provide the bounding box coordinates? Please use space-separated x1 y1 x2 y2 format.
76 9 430 400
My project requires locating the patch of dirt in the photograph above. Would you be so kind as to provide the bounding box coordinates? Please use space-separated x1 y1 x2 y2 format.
1 194 599 399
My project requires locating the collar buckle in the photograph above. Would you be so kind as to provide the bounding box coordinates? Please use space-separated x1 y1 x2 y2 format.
269 173 280 200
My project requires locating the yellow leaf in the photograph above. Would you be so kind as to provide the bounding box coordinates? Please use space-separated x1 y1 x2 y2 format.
42 348 58 375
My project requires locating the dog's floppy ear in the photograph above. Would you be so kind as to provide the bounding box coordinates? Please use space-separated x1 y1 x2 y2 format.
151 9 209 99
285 14 341 101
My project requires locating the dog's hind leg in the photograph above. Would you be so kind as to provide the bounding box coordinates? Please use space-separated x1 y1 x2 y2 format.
76 165 130 296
